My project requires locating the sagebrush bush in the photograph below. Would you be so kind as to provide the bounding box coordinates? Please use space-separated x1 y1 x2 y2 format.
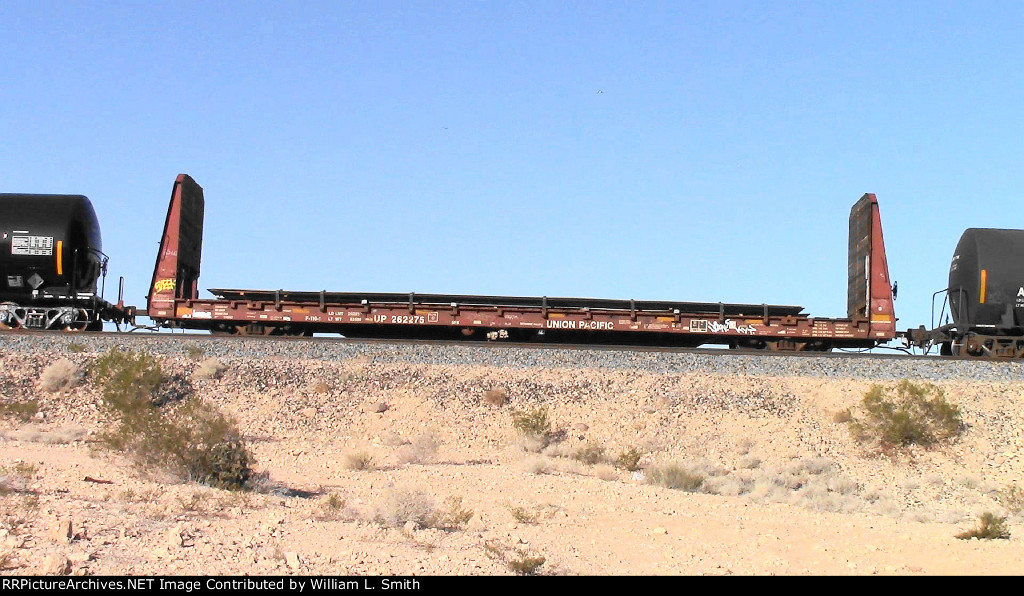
195 358 226 380
343 451 376 471
573 442 606 465
507 504 539 524
956 512 1010 540
315 493 349 521
40 359 84 393
848 380 962 448
397 432 440 465
91 348 253 490
484 540 546 576
646 462 705 492
372 487 437 528
432 496 474 531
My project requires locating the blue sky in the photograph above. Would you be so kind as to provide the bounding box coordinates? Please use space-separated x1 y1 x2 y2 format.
3 1 1022 348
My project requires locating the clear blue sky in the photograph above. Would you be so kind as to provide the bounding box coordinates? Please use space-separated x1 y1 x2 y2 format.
3 1 1022 348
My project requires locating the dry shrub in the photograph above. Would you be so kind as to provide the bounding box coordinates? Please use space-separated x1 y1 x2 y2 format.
195 358 226 380
397 432 440 465
0 401 40 423
646 462 705 492
956 512 1010 540
484 540 546 576
483 388 509 406
520 456 551 475
594 464 619 481
371 490 472 531
506 504 540 524
315 493 352 521
573 442 606 465
343 452 376 471
997 484 1024 515
0 425 86 444
431 496 474 531
372 487 436 528
39 359 83 393
0 462 36 496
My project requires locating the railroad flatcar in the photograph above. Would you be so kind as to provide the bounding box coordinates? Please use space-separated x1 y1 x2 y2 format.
144 174 898 351
0 193 133 330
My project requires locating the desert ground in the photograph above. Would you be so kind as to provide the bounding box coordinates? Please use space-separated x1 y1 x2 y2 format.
2 349 1024 576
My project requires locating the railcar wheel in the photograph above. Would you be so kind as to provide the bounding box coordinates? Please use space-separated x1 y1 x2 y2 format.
0 302 19 330
939 342 953 356
62 310 96 332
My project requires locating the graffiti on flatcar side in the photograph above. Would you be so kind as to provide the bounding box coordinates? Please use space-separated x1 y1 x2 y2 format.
690 319 756 335
153 278 175 292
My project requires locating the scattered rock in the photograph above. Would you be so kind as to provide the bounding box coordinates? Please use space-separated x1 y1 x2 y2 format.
42 552 71 576
52 519 73 543
364 402 389 414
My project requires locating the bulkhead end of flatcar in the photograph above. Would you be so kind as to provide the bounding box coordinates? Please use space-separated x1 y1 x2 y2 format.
847 193 896 343
146 174 205 323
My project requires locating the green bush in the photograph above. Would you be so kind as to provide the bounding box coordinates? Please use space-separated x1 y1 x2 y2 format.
89 348 164 410
614 447 644 472
848 380 962 449
91 348 253 490
510 406 550 438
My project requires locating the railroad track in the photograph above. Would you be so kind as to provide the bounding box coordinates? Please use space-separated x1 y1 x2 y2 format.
0 327 989 362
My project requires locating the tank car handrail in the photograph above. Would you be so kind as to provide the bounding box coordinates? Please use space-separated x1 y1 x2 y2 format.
932 287 972 333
